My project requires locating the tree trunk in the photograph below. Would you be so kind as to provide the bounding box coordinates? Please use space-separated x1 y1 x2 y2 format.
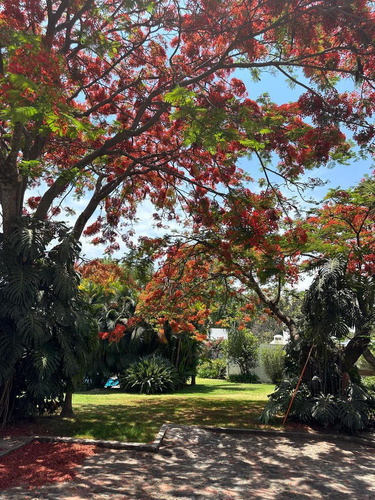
342 327 372 374
363 348 375 371
190 375 196 386
0 380 13 428
60 391 75 418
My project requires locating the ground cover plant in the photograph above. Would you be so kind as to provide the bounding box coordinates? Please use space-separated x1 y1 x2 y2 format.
1 379 274 443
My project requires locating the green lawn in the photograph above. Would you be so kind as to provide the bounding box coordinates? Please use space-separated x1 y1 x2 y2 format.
20 379 276 443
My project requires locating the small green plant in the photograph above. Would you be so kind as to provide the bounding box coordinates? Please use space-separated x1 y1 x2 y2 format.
119 355 182 394
260 345 285 384
197 359 227 379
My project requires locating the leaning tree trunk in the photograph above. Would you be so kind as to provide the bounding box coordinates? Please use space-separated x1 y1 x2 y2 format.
363 348 375 371
342 326 372 374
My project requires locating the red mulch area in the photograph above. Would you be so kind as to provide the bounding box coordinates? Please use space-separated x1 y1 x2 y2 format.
0 441 97 491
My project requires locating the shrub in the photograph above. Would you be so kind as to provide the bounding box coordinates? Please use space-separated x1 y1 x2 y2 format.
228 373 260 383
224 329 259 376
119 355 182 394
200 338 226 361
197 359 227 379
260 379 375 432
362 376 375 394
157 329 201 381
261 345 285 384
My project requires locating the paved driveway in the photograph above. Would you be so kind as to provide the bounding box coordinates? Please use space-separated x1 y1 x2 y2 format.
1 426 375 499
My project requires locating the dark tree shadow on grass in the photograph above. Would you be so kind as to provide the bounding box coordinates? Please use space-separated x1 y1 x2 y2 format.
5 398 269 443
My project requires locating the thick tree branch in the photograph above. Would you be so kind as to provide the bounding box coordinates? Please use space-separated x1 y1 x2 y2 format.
363 348 375 371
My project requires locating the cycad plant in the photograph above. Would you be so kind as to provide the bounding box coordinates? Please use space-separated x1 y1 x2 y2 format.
0 218 96 425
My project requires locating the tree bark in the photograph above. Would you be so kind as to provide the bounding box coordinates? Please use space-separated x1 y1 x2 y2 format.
363 348 375 371
60 391 75 418
342 328 372 373
0 380 12 428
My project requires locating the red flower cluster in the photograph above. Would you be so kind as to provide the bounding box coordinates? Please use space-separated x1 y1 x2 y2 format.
99 324 126 343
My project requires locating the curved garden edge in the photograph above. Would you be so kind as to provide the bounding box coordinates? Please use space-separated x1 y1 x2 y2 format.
1 423 375 460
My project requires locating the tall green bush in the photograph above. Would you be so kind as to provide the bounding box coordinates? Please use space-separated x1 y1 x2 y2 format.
224 328 259 376
0 219 96 423
261 345 285 384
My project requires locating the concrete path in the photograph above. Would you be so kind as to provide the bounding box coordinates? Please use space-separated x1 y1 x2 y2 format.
1 425 375 499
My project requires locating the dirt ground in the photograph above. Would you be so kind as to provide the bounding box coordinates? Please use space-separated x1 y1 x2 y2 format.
1 425 375 499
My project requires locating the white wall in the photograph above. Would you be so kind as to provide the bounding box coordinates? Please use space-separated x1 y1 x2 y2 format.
208 329 286 384
227 336 287 383
209 328 228 340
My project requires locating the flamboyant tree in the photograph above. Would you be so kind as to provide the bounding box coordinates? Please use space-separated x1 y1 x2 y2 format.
1 0 375 246
137 174 375 379
1 0 375 421
136 185 307 338
136 249 237 339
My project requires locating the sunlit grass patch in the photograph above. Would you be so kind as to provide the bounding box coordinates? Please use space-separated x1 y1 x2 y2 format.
17 379 276 443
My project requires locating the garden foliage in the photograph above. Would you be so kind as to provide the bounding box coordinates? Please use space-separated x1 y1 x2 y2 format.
197 359 227 380
1 0 375 424
224 329 259 377
261 379 375 432
119 355 183 395
261 346 285 384
0 219 95 423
